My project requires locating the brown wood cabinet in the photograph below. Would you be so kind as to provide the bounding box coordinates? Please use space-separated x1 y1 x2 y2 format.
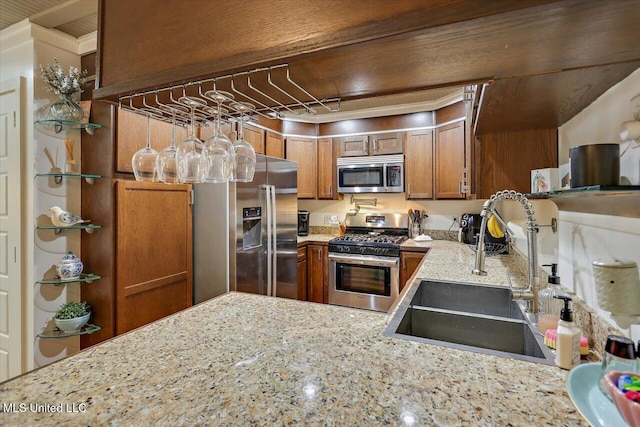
317 137 338 200
307 244 328 304
297 246 308 301
81 102 196 348
115 180 193 334
198 121 234 142
266 131 284 158
400 250 425 292
474 129 557 198
370 132 403 155
338 135 369 157
116 108 188 174
286 137 317 199
404 129 434 199
243 124 265 155
435 121 466 199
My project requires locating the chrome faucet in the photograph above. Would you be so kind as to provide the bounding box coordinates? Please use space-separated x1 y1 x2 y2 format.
471 190 540 313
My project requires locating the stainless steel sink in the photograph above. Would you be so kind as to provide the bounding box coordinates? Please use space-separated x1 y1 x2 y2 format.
408 279 524 319
384 280 555 365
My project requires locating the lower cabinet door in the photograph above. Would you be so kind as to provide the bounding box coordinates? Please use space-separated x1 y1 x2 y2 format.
400 251 425 292
116 180 193 334
307 244 327 303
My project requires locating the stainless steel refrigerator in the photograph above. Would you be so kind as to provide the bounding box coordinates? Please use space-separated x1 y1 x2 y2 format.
193 155 298 304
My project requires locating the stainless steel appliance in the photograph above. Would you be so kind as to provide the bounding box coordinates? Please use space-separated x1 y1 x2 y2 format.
459 213 482 244
569 143 620 188
336 154 404 193
298 210 309 236
328 213 409 312
193 155 298 304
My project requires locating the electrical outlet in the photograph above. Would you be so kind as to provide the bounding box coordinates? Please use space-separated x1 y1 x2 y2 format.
324 213 339 224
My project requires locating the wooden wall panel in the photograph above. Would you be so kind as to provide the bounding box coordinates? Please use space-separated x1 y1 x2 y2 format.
81 101 116 348
475 129 558 199
477 62 640 134
436 101 466 124
96 0 558 99
282 121 317 137
319 111 435 136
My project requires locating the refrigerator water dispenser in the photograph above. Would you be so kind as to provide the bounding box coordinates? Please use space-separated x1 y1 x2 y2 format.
242 207 262 249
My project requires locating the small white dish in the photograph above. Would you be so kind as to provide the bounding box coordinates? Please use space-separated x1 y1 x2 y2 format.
414 235 432 242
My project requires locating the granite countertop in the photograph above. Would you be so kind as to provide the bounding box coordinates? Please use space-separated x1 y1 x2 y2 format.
1 241 587 426
297 234 335 244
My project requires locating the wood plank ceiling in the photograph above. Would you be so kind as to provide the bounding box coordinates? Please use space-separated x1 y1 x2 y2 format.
91 0 640 133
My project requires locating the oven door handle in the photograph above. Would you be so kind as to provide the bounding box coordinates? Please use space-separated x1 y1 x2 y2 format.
328 253 399 268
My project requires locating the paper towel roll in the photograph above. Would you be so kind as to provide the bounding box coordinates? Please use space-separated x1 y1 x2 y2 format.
620 120 640 141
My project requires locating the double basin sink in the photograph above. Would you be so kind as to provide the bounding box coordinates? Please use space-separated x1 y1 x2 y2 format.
384 279 555 365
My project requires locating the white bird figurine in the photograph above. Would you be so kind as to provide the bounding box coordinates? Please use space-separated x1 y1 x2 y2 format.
49 206 91 227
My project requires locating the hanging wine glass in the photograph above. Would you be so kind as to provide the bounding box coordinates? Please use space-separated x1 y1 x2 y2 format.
229 102 256 183
176 96 206 183
202 90 235 183
155 105 187 184
131 113 158 182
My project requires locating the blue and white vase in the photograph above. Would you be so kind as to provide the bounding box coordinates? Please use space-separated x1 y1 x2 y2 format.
56 251 83 281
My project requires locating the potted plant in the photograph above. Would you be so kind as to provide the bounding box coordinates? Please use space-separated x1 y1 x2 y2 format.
54 301 91 332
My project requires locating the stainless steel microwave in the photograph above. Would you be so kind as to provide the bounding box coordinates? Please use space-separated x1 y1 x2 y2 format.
336 154 404 193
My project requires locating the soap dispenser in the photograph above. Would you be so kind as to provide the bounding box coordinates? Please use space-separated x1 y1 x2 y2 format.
554 296 581 370
538 263 569 333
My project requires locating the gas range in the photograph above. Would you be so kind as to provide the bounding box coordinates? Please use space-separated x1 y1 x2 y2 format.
328 212 409 312
328 213 409 257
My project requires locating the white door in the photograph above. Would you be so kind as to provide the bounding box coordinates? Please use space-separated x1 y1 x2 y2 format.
0 79 23 381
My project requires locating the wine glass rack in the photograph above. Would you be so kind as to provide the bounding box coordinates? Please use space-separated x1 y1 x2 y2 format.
118 64 341 126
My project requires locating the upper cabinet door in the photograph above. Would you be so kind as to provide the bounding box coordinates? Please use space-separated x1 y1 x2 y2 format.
286 137 317 199
317 138 337 200
404 129 433 199
338 135 369 157
435 121 466 199
370 132 403 155
243 124 265 155
266 131 284 159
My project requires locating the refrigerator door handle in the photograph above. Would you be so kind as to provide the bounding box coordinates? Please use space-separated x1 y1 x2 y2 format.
270 184 277 297
263 184 272 298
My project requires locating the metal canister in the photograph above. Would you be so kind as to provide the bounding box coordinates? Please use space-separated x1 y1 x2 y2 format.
569 143 620 188
592 258 640 314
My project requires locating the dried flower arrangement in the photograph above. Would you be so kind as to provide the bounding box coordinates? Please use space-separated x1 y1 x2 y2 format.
39 58 87 97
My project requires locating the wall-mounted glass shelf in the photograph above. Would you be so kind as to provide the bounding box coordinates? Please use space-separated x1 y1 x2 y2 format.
36 273 101 285
527 185 640 218
35 172 101 185
35 119 101 135
36 224 101 234
37 324 101 339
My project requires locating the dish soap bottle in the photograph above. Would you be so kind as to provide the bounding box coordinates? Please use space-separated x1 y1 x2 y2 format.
554 296 581 370
538 263 569 334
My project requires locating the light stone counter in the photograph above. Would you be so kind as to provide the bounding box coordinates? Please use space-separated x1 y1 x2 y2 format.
1 241 588 426
297 234 335 244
